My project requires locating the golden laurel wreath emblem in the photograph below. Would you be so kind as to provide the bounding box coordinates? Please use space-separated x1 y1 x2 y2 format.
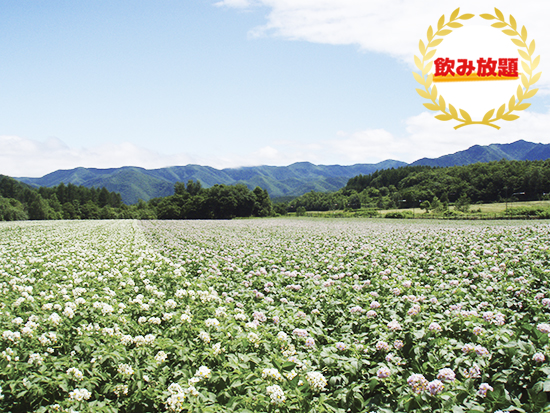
414 7 541 130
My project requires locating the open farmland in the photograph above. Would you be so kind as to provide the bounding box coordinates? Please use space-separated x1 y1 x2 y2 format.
1 219 550 413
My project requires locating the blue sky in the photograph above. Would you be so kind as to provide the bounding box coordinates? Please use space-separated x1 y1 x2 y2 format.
0 0 549 176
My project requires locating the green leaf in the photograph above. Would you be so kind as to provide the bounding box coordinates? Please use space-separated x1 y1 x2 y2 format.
281 361 296 371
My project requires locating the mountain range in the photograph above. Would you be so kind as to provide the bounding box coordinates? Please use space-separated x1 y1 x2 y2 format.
15 140 550 204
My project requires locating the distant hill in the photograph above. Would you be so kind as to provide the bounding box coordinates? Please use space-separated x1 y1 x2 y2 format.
16 160 406 204
14 140 550 204
410 140 550 167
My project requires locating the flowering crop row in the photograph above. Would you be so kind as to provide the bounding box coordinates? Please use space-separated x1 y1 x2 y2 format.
0 219 549 412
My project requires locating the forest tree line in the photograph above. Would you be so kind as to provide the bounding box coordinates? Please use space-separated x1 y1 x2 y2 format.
0 175 283 221
286 159 550 212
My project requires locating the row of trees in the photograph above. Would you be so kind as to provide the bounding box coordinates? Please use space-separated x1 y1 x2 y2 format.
0 175 282 221
149 181 282 219
0 176 131 221
286 159 550 212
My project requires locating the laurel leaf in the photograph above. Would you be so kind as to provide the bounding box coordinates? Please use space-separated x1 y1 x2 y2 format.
435 114 452 121
483 109 495 122
480 14 495 20
450 8 460 21
426 74 433 89
517 85 524 99
525 87 539 98
496 104 506 118
448 104 458 118
413 72 425 86
502 114 519 121
427 26 434 41
424 103 440 111
502 29 516 36
416 88 431 100
414 55 423 71
491 22 507 28
531 72 542 85
521 74 529 89
509 15 517 30
494 8 504 21
423 61 433 77
521 61 532 76
428 38 444 48
438 29 452 36
515 103 531 110
447 22 463 28
458 14 474 20
532 55 540 71
425 49 437 60
518 49 530 61
509 96 516 110
511 38 524 47
437 15 445 30
431 85 438 100
460 109 472 122
419 39 426 55
439 95 446 111
521 26 527 41
528 40 536 55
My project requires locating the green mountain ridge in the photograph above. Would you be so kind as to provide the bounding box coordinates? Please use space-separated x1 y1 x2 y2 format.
14 140 550 204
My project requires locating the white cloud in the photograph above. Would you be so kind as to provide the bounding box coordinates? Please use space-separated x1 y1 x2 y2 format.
0 136 196 177
4 107 550 178
227 0 548 88
327 108 550 164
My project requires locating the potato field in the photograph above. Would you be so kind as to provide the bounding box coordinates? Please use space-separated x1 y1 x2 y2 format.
1 219 549 413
